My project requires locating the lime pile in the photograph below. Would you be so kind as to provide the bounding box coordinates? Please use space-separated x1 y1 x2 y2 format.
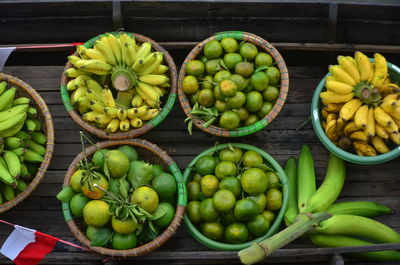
182 37 281 131
57 144 177 250
186 145 283 243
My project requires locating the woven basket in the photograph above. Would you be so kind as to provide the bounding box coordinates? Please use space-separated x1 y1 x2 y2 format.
62 139 187 257
60 32 178 140
0 73 54 213
178 31 289 137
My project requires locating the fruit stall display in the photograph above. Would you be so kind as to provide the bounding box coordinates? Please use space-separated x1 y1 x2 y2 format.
0 74 54 213
61 32 177 140
178 31 289 137
58 138 186 256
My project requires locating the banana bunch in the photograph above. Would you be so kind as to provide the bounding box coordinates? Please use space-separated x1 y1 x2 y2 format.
64 32 170 133
320 51 400 156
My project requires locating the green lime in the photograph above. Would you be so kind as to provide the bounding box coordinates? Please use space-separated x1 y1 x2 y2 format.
266 66 281 85
215 100 229 113
200 175 219 197
219 147 243 163
92 149 109 169
261 210 276 222
199 198 219 222
182 75 199 95
219 110 240 130
204 40 223 59
195 155 217 176
152 173 177 201
117 145 138 161
187 201 202 224
243 83 254 94
219 80 237 97
255 53 273 66
186 60 205 77
201 75 215 90
227 91 246 109
263 85 279 102
83 200 111 227
266 172 280 188
257 101 273 118
214 71 232 85
70 169 86 193
225 223 249 243
205 59 221 75
213 189 236 213
244 114 259 126
266 188 283 211
235 62 254 77
213 86 224 100
243 150 263 167
152 164 164 178
241 168 268 195
187 181 201 201
219 177 242 198
248 194 267 213
153 202 175 227
245 91 263 112
202 222 224 241
223 53 243 70
230 74 248 91
221 211 238 226
131 186 159 213
240 42 258 61
250 71 269 91
215 161 237 179
197 88 215 107
235 107 249 121
189 91 199 105
112 233 137 250
70 193 90 218
86 226 109 241
247 214 270 236
192 173 202 183
112 217 137 235
234 198 258 221
221 37 238 53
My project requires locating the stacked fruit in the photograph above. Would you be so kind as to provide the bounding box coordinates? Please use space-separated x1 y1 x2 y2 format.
0 81 47 204
320 51 400 156
65 32 170 133
182 37 281 132
57 144 177 250
186 145 283 244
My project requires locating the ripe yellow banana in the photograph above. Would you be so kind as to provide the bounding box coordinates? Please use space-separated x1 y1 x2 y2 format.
117 108 128 120
68 55 81 65
88 100 105 113
376 123 389 139
139 108 160 121
390 131 400 144
119 119 130 132
86 79 103 97
138 74 169 86
371 53 388 87
320 91 353 103
106 34 123 65
74 75 92 88
338 56 360 83
106 119 119 133
354 141 376 156
152 64 168 75
325 80 353 94
321 108 329 119
329 65 356 86
119 33 134 66
67 79 78 91
371 136 390 153
365 107 375 137
94 36 117 65
82 111 99 122
355 51 373 82
354 105 369 128
339 99 362 121
76 45 89 59
138 52 164 75
131 52 157 73
104 107 118 118
374 106 398 133
86 87 103 102
336 118 345 137
322 102 343 113
350 131 368 141
85 48 107 62
80 59 112 75
77 97 90 114
134 42 152 62
102 88 116 108
343 121 359 137
70 86 87 105
326 113 337 124
65 68 89 78
95 114 112 126
131 94 143 108
130 117 143 128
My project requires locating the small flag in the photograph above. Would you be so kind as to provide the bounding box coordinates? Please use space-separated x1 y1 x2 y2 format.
1 225 58 265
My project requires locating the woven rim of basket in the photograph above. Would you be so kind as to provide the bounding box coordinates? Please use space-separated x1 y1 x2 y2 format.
62 139 187 257
177 31 289 137
60 32 178 140
0 73 55 213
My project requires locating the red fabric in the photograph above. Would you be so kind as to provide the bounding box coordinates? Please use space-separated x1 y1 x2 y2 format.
13 232 57 265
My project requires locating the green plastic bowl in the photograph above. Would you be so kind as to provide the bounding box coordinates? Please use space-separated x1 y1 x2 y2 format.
183 143 289 251
311 61 400 165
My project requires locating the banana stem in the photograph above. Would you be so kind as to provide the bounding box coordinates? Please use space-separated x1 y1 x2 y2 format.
238 212 332 265
111 67 136 91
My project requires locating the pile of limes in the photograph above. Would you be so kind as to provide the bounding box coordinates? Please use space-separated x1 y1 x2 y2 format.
57 145 177 250
182 37 281 130
186 145 283 243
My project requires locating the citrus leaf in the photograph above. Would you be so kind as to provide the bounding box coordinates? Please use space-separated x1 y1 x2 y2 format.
103 160 110 179
228 143 235 152
151 207 167 221
255 65 269 72
90 228 112 247
253 163 273 172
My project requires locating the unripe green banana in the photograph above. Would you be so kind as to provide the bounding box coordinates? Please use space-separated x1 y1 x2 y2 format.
10 147 26 157
0 104 29 122
0 113 27 133
31 132 47 145
24 139 46 156
0 156 7 168
0 120 24 138
4 151 21 178
24 149 44 163
327 201 392 217
13 97 30 105
297 145 316 213
0 161 15 185
0 87 16 111
305 154 345 213
24 119 36 132
32 119 41 131
316 214 400 243
0 81 7 95
0 192 3 204
4 137 23 149
14 131 31 140
16 178 27 192
284 156 297 226
1 185 15 201
27 107 37 118
56 187 76 203
20 162 30 178
310 233 400 261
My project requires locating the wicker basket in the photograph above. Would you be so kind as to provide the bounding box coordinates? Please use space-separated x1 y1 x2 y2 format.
178 31 289 137
0 73 54 213
62 139 187 257
60 32 178 140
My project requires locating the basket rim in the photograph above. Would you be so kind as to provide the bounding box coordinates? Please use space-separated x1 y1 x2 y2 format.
311 61 400 165
182 143 289 251
177 31 290 137
60 31 178 140
0 73 54 213
62 138 187 257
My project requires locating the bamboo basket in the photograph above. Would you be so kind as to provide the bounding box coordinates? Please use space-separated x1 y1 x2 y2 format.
0 73 54 213
62 139 187 257
60 32 178 140
178 31 289 137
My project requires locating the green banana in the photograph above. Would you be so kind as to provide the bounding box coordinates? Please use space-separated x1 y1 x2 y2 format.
24 149 44 163
305 154 345 213
0 162 15 185
310 234 400 261
32 119 41 131
16 179 27 192
0 156 7 168
24 119 36 132
4 137 23 149
0 192 3 204
13 97 30 105
20 162 29 178
14 131 31 140
0 113 27 135
297 145 316 213
4 151 21 178
1 185 15 201
0 120 24 138
10 147 26 157
26 163 38 175
327 201 392 217
56 187 76 202
0 81 7 95
0 104 29 122
31 132 47 145
0 87 16 111
284 156 297 226
27 107 37 118
316 214 400 243
25 139 46 156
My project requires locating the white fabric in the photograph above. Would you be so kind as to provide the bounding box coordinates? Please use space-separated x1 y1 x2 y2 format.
0 225 36 260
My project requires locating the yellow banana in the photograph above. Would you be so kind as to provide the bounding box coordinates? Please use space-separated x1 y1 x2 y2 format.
86 79 103 97
326 113 337 124
127 106 150 119
319 91 353 103
86 87 103 102
117 108 127 120
95 114 112 126
139 108 160 121
106 119 119 133
77 96 90 114
70 86 87 105
346 56 357 66
102 89 116 108
67 79 78 91
119 119 130 132
130 117 143 128
371 136 390 153
355 51 373 82
137 81 160 102
131 94 143 107
94 37 117 65
374 106 398 133
138 74 169 86
325 76 337 82
68 55 81 65
119 33 133 66
350 131 368 141
151 64 169 75
138 52 164 75
89 100 105 113
321 108 329 119
106 34 123 65
132 52 157 73
104 107 118 118
368 65 375 83
74 75 92 87
80 59 112 74
365 107 375 137
134 42 152 62
76 45 89 59
329 65 356 86
339 99 362 121
85 48 107 62
371 53 388 87
338 56 360 83
354 105 369 128
336 118 345 137
82 111 100 122
376 123 389 139
325 80 354 95
343 121 359 137
381 93 400 112
390 131 400 144
377 83 400 96
322 102 343 113
325 119 338 141
354 141 376 156
65 68 89 78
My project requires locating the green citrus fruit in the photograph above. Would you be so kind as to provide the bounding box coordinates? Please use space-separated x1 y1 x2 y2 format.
202 222 224 241
192 173 202 183
219 110 240 130
234 198 258 221
105 150 130 178
213 189 236 213
243 150 263 167
223 53 243 70
221 37 238 53
92 149 109 169
117 145 138 161
81 174 109 199
108 178 129 196
152 164 164 178
219 147 243 163
219 80 237 97
131 186 159 213
187 181 201 201
186 60 205 76
219 176 242 198
227 91 246 109
248 194 267 213
83 200 111 227
235 62 254 77
205 59 221 75
189 91 199 105
152 173 176 201
213 86 224 100
112 233 137 250
241 168 268 195
201 75 215 90
199 198 219 222
195 155 217 176
244 114 259 126
215 161 237 179
187 201 202 224
225 223 249 243
235 107 249 121
247 214 270 236
215 100 229 113
245 91 263 113
112 217 137 235
204 40 223 59
255 52 273 66
197 88 215 107
182 75 199 94
221 210 238 226
263 85 279 102
261 210 275 222
250 71 269 91
230 74 248 91
200 174 219 197
70 169 86 193
70 193 90 218
153 202 175 227
266 172 280 188
266 188 283 211
257 101 273 118
240 42 258 61
266 66 281 85
86 226 110 240
214 70 232 84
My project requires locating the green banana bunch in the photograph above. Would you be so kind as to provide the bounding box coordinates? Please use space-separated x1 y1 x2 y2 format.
326 201 392 217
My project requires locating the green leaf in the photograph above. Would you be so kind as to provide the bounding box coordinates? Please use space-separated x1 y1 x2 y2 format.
255 65 269 72
188 120 193 135
219 59 229 71
103 160 110 179
90 228 112 247
228 143 235 152
151 207 167 221
128 161 153 189
202 117 216 128
253 163 273 172
138 222 158 244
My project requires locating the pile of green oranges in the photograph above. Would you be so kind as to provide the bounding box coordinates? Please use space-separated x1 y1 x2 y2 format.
186 146 283 243
182 37 281 130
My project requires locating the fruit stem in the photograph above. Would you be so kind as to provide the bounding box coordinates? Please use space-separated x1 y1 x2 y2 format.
111 67 136 91
238 212 332 265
